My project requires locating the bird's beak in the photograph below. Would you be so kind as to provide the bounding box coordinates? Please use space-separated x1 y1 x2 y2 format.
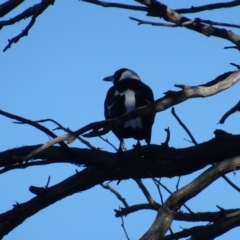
103 75 115 82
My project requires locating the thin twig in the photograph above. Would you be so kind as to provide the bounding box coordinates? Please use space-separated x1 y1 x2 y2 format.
152 178 164 205
101 183 128 207
195 17 240 29
45 176 51 188
120 210 131 240
35 118 97 150
176 176 181 190
171 107 198 145
130 17 178 27
99 136 118 151
158 181 194 214
0 109 69 149
134 178 158 208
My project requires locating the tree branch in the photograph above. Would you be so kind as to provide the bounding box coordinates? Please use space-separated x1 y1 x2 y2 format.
11 69 240 161
1 0 55 51
175 1 240 14
219 100 240 124
140 155 240 239
136 0 240 49
0 0 24 17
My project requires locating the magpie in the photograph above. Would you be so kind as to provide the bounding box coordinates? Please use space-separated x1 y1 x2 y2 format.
103 68 155 151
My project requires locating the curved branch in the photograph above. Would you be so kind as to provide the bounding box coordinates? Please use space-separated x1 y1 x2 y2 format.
1 134 240 238
1 0 55 51
175 1 240 14
83 0 240 15
2 131 240 177
0 109 68 149
16 69 240 161
136 0 240 49
219 100 240 124
0 0 24 17
140 155 240 239
191 210 240 240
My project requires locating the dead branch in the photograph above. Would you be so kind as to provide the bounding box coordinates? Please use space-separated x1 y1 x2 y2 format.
175 1 240 14
0 0 24 17
34 118 97 149
136 0 240 49
83 0 240 15
0 0 55 51
0 109 68 150
195 17 240 29
191 210 240 240
219 100 240 124
10 69 240 161
171 107 197 145
130 16 177 27
140 155 240 240
101 183 129 207
134 178 159 208
0 133 240 238
1 130 240 179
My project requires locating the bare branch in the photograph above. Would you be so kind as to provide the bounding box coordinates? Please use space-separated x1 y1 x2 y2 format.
140 155 240 240
175 1 240 14
0 109 69 150
101 183 129 207
195 17 240 29
83 0 240 15
219 100 240 124
34 118 97 150
134 178 159 208
1 0 55 51
120 212 131 240
136 0 240 49
0 0 24 17
130 16 240 30
82 0 148 12
191 210 240 240
171 107 198 145
21 69 240 161
99 136 118 151
130 16 177 27
152 178 164 204
115 203 159 217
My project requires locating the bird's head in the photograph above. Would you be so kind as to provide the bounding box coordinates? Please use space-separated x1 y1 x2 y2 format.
103 68 141 84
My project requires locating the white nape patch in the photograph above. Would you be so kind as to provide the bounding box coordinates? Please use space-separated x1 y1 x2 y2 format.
122 89 142 129
119 70 141 81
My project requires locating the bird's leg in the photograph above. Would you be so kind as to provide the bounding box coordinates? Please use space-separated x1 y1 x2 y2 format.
133 140 141 149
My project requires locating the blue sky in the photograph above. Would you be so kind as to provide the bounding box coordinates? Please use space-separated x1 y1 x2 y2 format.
1 0 240 239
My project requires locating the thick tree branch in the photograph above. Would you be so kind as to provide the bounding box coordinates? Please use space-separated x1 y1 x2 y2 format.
190 210 240 240
0 133 240 237
83 0 240 15
10 69 240 161
0 0 24 17
136 0 240 49
175 1 240 14
2 131 240 177
140 155 240 239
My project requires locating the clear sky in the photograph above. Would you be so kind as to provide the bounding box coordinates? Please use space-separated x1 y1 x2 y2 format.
1 0 240 239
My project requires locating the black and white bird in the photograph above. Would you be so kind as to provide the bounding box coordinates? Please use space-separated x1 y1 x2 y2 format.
103 68 155 151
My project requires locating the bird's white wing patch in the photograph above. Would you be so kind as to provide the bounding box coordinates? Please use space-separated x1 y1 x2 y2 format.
121 89 142 129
